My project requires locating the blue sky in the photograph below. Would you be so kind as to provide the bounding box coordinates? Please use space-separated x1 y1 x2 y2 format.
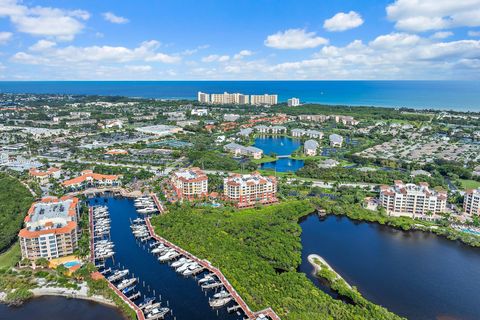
0 0 480 80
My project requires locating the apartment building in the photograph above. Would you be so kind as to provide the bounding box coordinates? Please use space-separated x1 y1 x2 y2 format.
288 97 300 107
170 167 208 200
210 92 249 105
19 196 80 260
29 167 62 185
197 91 276 105
304 140 319 156
329 134 344 147
250 94 278 105
197 91 210 104
62 170 121 189
223 172 278 208
224 142 263 159
379 181 447 216
464 188 480 215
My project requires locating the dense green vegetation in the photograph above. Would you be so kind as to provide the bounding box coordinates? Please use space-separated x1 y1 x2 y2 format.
275 104 432 122
297 162 446 187
151 201 401 320
0 173 35 253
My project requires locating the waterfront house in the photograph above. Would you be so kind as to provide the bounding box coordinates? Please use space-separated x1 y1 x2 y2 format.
270 125 287 134
304 140 319 156
224 143 263 159
291 128 306 137
329 134 344 147
254 125 269 134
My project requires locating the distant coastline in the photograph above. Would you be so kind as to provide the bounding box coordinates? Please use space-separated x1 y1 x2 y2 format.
1 80 479 111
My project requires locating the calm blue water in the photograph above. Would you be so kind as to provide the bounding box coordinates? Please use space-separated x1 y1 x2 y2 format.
260 158 304 173
253 136 301 156
299 215 480 320
0 296 124 320
0 81 479 111
254 136 304 172
88 196 241 320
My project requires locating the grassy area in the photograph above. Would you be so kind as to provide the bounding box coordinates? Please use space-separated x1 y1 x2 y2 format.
0 242 21 269
151 201 402 320
459 179 480 190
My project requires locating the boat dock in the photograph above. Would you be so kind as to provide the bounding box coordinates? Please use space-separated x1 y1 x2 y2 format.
145 217 281 320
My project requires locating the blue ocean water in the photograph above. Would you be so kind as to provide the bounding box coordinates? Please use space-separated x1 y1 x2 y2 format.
0 81 479 111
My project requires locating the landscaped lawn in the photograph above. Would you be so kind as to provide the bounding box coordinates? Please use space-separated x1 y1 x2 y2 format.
0 242 21 269
459 179 480 190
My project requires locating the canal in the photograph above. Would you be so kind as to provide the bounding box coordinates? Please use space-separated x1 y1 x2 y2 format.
299 214 480 320
0 296 124 320
89 196 241 320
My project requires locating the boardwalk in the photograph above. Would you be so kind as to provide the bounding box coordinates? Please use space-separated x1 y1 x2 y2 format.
145 217 281 320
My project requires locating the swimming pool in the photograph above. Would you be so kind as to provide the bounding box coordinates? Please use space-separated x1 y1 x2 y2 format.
63 260 81 268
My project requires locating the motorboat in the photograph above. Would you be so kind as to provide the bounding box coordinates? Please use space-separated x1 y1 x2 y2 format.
158 250 178 262
122 286 136 295
198 274 215 284
182 263 202 276
107 269 129 282
171 257 190 268
117 278 137 290
146 307 170 319
209 297 233 308
176 262 194 273
213 290 230 299
151 246 166 254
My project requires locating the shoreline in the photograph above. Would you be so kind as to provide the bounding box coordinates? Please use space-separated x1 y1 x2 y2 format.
0 286 117 309
307 254 352 289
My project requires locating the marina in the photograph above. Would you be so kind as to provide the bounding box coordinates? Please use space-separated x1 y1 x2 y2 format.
88 196 261 320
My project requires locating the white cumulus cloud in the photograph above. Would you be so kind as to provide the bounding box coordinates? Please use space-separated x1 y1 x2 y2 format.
387 0 480 32
0 0 89 41
202 54 230 62
323 11 364 32
0 31 12 44
12 40 180 64
102 12 129 24
264 28 328 49
431 31 453 39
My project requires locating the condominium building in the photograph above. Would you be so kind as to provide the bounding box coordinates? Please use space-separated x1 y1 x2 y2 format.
464 189 480 215
19 196 80 260
250 94 278 106
197 91 210 104
29 167 62 185
62 170 121 189
288 97 300 107
210 92 249 105
223 172 278 208
379 181 447 216
198 91 276 105
304 140 319 156
170 167 208 200
224 143 263 159
329 134 344 147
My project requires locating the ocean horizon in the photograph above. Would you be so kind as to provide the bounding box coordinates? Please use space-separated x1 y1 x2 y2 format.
1 80 479 112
